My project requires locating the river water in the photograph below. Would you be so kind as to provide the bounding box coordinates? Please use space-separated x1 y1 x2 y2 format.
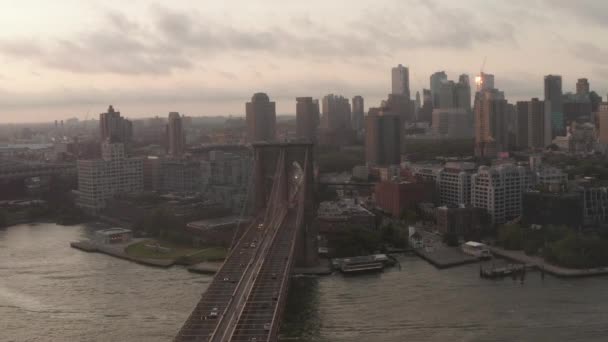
2 223 608 342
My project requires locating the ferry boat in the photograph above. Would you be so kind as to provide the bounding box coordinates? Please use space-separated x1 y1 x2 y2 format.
461 241 492 259
334 254 390 274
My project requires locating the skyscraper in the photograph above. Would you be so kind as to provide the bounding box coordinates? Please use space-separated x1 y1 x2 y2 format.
455 74 472 111
319 94 353 146
351 96 365 132
430 71 448 108
414 91 421 120
515 101 529 149
576 78 590 96
527 98 552 149
475 72 495 92
418 89 433 123
99 105 133 144
321 94 351 130
391 64 410 98
365 108 401 166
296 97 320 142
167 112 185 157
246 92 276 142
474 88 508 158
597 102 608 145
438 81 455 109
544 75 564 137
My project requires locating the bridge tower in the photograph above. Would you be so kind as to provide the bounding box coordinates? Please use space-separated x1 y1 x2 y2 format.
252 142 318 267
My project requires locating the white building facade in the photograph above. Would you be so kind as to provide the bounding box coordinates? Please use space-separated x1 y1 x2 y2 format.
471 164 528 225
437 162 476 206
76 142 143 213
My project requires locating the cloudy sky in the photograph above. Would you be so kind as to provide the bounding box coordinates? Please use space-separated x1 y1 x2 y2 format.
0 0 607 122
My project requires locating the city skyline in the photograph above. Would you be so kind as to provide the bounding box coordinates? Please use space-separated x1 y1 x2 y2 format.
1 0 608 122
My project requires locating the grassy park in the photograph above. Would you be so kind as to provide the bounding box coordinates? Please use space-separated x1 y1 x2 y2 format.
125 239 227 263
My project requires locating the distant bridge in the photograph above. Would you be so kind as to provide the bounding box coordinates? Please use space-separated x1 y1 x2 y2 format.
175 142 317 342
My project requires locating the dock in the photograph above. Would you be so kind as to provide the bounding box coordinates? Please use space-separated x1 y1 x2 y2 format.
414 247 479 269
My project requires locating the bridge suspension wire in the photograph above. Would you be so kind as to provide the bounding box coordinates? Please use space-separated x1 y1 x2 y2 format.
229 149 257 251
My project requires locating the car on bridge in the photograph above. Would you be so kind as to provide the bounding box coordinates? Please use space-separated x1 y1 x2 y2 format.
207 307 218 319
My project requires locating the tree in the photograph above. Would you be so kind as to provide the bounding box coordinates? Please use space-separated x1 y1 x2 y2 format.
498 224 523 250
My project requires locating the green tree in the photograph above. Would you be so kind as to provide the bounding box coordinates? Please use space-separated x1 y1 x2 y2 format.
498 224 523 250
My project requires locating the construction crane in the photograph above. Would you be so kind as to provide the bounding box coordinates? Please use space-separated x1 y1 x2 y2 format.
475 56 487 89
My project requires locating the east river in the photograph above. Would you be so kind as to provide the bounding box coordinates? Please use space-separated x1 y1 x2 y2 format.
2 223 608 342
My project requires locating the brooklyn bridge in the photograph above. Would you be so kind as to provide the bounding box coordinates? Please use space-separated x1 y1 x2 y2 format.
174 142 318 342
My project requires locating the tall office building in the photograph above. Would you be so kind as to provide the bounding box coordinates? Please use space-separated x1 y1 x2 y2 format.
475 72 495 92
385 93 415 123
365 108 401 166
455 74 472 111
351 96 365 132
515 101 529 149
576 78 590 96
438 81 456 109
75 142 143 213
167 112 185 157
527 98 552 149
321 94 351 130
296 97 320 142
414 91 421 120
319 94 354 146
432 108 472 138
246 93 276 142
392 64 410 98
99 105 133 144
544 75 564 137
597 103 608 144
471 164 528 225
430 71 448 108
474 89 508 158
418 89 433 123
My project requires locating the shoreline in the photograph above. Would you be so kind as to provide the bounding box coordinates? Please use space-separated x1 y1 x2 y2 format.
70 240 174 268
489 246 608 278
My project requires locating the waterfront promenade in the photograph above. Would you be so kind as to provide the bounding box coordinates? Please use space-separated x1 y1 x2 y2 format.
490 246 608 278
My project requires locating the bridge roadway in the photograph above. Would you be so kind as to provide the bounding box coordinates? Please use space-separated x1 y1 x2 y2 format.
175 205 295 341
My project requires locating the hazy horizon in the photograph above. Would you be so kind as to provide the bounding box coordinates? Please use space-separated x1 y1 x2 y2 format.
1 0 607 123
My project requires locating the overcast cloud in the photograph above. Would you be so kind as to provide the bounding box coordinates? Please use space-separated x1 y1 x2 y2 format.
0 0 606 122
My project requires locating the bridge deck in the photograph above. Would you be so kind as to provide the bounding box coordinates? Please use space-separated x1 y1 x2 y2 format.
230 211 298 341
175 217 264 341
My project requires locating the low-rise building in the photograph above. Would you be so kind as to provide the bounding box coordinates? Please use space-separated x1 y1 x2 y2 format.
94 228 132 244
435 205 486 237
318 198 376 234
375 180 434 217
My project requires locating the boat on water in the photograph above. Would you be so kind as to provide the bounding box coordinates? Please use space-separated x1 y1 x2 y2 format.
333 254 391 274
461 241 492 260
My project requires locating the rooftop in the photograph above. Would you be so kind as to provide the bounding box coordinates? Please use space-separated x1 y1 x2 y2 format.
188 216 251 230
95 228 132 236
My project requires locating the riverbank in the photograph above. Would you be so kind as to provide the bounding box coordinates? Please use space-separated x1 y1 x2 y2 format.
70 240 174 267
490 246 608 278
